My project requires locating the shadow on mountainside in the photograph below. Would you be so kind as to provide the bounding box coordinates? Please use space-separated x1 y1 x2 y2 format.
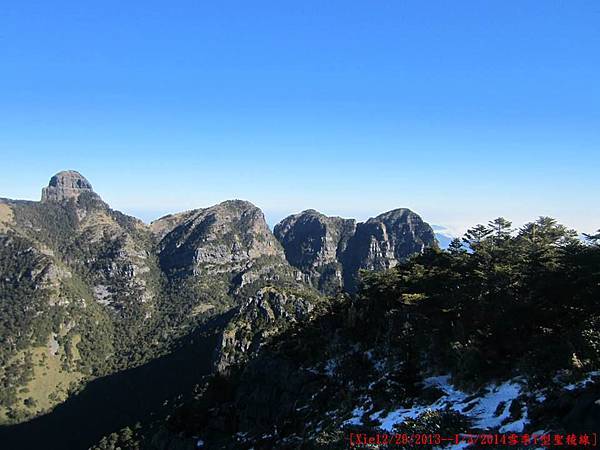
0 310 236 450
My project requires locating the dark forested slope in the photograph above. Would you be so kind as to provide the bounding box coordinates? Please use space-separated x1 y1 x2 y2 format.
133 217 600 449
0 171 438 449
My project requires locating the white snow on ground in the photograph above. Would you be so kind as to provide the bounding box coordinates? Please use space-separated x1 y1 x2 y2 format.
467 379 522 429
375 405 430 431
345 374 528 433
499 406 528 432
345 406 367 425
563 370 600 391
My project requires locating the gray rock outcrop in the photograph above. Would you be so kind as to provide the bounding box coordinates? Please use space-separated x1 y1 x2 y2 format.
273 210 356 294
41 170 95 202
275 208 437 292
342 208 436 287
152 200 295 292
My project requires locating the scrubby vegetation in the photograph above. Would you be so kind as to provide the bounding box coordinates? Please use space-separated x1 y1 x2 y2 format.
146 217 600 449
358 217 600 384
0 194 317 429
0 234 54 412
0 196 216 422
3 201 599 448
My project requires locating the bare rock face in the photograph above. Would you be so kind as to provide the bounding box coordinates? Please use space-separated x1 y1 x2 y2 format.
347 208 435 271
275 208 437 292
153 200 288 279
273 210 356 294
341 208 436 290
41 170 95 203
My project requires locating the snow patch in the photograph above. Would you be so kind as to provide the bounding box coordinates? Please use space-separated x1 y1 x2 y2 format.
352 375 527 433
345 406 367 426
564 371 600 391
499 406 528 433
469 380 522 430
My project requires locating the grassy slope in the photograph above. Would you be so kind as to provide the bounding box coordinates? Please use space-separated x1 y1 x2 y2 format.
0 334 83 424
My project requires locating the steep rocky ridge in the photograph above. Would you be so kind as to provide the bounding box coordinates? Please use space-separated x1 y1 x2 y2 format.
150 201 325 375
0 174 320 425
273 209 356 294
153 200 284 277
151 200 304 298
41 170 95 203
341 208 436 290
0 170 439 446
0 174 165 423
213 286 328 374
274 208 437 293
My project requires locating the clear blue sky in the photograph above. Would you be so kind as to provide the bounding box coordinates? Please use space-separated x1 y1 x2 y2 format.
1 1 599 234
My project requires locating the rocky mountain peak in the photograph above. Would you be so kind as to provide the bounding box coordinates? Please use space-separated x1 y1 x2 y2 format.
274 210 356 294
41 170 94 203
217 199 257 210
298 208 324 216
371 207 412 221
275 207 437 293
345 208 436 277
154 199 287 282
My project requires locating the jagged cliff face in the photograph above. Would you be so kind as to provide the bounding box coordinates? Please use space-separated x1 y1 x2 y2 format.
151 200 301 298
274 208 437 293
41 170 95 203
273 210 356 294
342 208 436 290
213 286 326 374
153 200 284 275
150 202 322 375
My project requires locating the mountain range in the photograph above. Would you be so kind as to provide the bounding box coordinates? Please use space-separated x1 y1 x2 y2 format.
1 171 598 450
0 171 436 429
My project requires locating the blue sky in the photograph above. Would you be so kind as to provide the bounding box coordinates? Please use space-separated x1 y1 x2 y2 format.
1 1 599 234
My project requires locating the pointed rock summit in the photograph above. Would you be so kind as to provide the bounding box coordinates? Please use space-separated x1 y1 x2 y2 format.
274 209 356 293
342 208 436 277
275 208 437 292
41 170 94 202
